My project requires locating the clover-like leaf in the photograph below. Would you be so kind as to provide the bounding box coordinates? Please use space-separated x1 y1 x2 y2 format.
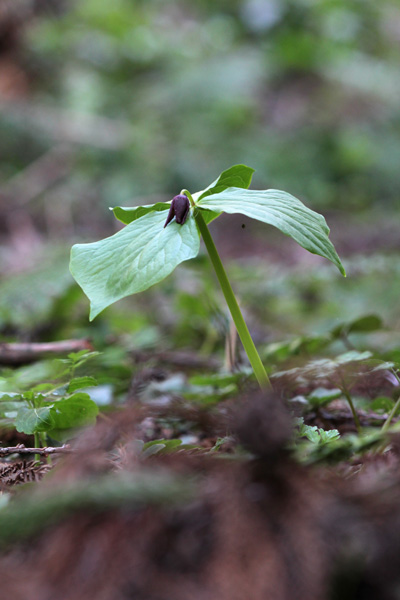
197 187 345 275
70 210 200 320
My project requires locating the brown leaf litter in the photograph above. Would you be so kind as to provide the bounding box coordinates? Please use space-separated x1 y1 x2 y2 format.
0 395 398 599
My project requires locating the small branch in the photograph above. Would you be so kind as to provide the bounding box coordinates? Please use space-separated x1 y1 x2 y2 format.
0 444 71 457
0 339 93 365
131 349 220 370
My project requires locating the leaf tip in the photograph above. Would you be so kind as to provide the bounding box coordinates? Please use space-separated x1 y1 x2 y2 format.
89 304 101 321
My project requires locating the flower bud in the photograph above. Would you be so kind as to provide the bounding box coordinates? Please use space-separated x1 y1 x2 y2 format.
163 194 190 228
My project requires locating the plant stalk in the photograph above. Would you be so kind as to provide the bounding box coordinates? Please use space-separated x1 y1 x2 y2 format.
342 387 361 434
381 370 400 434
183 192 271 389
34 432 41 464
381 397 400 435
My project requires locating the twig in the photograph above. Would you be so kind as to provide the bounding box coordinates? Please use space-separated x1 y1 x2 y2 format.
0 339 93 365
0 444 71 457
131 349 220 370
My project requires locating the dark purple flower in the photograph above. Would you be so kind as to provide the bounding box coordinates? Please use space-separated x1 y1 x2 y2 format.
163 194 190 228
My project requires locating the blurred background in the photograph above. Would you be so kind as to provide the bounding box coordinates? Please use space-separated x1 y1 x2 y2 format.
0 0 399 376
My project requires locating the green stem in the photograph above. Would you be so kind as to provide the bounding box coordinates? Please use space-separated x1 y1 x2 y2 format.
342 387 361 434
40 432 52 465
34 432 41 464
183 191 271 389
381 370 400 434
381 397 400 435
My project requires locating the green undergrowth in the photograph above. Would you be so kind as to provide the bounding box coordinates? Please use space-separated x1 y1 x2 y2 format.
0 245 399 467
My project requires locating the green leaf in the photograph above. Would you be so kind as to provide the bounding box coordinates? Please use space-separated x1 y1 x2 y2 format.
31 383 55 393
300 424 320 444
112 163 248 225
15 406 54 434
67 376 98 393
371 396 394 414
318 429 340 444
141 443 167 458
307 387 342 407
336 350 373 364
347 314 384 333
263 335 330 362
70 210 200 320
112 202 170 225
274 350 373 383
67 350 97 362
184 383 237 406
298 420 340 445
113 201 220 227
49 393 99 430
371 361 396 372
193 164 255 201
142 439 183 457
331 314 384 338
0 393 20 401
0 401 25 417
197 187 345 276
189 371 250 387
201 209 222 225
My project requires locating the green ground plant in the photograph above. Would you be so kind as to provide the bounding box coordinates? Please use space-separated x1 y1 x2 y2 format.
70 164 345 389
0 350 99 453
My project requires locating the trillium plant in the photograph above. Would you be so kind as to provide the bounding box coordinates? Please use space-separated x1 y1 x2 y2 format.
70 164 345 389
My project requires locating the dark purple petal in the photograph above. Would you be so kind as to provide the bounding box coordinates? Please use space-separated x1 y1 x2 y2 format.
164 194 190 227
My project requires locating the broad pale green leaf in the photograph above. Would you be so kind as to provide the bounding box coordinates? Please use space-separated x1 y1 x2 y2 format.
197 187 345 275
113 202 170 225
49 393 98 429
70 210 200 320
112 164 254 226
112 202 221 225
113 201 220 226
16 406 54 434
193 164 255 202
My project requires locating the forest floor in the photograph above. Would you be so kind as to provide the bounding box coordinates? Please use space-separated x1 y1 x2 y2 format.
0 208 399 599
